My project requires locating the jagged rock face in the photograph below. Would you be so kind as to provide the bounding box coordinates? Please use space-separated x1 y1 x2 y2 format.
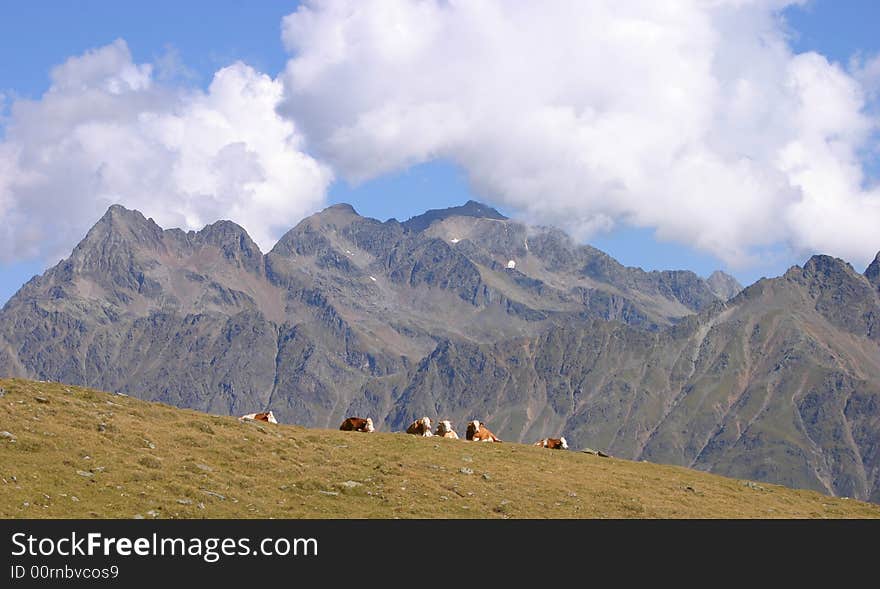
707 270 743 301
865 251 880 291
403 200 508 233
785 255 880 341
1 203 879 503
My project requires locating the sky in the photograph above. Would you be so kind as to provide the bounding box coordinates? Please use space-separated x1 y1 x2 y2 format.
1 0 879 306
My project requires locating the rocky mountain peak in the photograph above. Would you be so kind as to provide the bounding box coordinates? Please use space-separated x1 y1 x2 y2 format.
87 204 161 237
69 204 165 265
103 203 149 222
306 203 362 226
194 220 264 275
706 270 743 301
784 254 879 339
403 200 508 233
458 200 508 219
802 254 857 277
324 202 358 215
269 203 365 257
195 219 259 250
784 254 873 296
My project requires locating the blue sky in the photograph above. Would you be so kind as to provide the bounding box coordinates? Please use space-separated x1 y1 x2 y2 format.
1 0 879 305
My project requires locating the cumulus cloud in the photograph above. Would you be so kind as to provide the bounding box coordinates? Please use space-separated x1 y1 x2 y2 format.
851 53 880 103
279 0 880 268
0 39 333 263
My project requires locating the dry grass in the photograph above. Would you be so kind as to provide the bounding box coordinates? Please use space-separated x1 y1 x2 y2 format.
1 378 878 519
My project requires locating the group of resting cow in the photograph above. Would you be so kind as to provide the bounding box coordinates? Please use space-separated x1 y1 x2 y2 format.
238 411 568 450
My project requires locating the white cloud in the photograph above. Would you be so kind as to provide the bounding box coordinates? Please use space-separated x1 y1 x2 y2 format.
279 0 880 268
0 39 333 263
851 53 880 102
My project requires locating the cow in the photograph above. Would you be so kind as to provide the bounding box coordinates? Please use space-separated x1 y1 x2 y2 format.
339 417 375 432
434 420 459 439
239 411 278 425
405 416 434 436
465 420 501 442
534 437 568 449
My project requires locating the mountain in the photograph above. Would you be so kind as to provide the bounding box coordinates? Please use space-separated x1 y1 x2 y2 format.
3 377 878 519
866 252 880 290
706 270 743 301
1 202 879 503
402 199 508 232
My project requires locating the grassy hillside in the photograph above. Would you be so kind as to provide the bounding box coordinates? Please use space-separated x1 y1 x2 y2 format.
1 378 878 519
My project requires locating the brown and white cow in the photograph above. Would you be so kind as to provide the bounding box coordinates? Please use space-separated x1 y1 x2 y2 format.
465 420 501 442
434 420 459 439
239 411 278 425
405 416 434 436
339 417 375 432
534 437 568 449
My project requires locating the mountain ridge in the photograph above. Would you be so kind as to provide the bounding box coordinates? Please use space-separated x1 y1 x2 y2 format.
1 201 878 503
